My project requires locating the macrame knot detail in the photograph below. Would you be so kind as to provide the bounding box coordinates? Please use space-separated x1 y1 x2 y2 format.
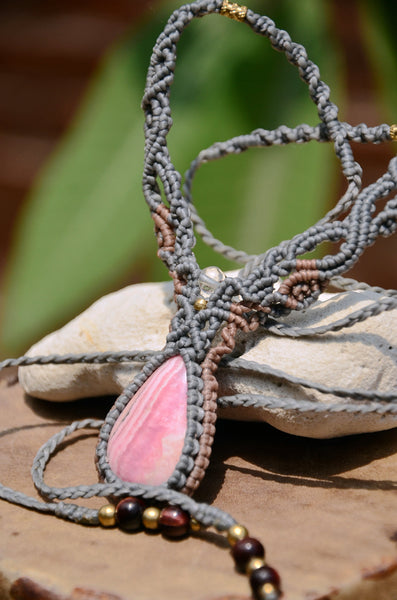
182 303 259 495
278 259 328 309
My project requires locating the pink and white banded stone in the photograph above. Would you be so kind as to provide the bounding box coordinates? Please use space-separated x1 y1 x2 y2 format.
107 355 188 486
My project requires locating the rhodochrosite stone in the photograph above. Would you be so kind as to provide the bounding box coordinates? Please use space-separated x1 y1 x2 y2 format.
107 355 188 485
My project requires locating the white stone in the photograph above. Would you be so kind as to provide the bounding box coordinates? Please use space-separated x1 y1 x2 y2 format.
18 273 397 439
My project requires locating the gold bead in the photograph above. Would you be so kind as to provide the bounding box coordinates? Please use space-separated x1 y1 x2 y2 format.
246 557 266 575
142 506 161 530
190 517 201 533
227 523 249 546
193 297 207 311
98 504 116 527
390 124 397 141
220 0 247 22
261 583 277 598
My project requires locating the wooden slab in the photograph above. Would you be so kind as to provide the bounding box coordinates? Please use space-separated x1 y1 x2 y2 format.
1 374 397 600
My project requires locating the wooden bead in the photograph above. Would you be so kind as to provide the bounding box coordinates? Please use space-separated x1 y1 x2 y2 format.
116 497 144 531
227 524 249 547
142 507 161 531
98 504 116 527
159 506 190 538
232 537 265 572
250 566 281 600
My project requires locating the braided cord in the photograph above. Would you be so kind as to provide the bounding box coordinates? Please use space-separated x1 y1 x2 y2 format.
265 294 397 338
218 394 397 416
0 418 235 529
4 311 395 524
229 358 397 403
1 0 396 536
1 286 396 526
1 350 158 371
184 123 391 267
141 0 397 322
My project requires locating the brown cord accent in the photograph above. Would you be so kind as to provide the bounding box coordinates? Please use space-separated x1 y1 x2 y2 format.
169 270 185 297
278 259 329 309
151 204 176 255
182 304 259 494
152 204 187 296
241 300 271 313
295 258 317 271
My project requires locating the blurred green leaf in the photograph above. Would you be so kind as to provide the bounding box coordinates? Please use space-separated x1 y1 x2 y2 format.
361 1 397 120
1 0 341 355
1 38 154 354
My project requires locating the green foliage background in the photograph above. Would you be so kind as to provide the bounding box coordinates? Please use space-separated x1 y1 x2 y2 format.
1 0 394 355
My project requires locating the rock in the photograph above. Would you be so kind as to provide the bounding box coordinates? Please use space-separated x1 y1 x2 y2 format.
19 280 174 400
18 275 397 439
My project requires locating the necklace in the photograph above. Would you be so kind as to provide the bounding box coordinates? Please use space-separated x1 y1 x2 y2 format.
1 2 397 599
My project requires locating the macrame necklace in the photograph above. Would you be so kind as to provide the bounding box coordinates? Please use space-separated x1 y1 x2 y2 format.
2 2 397 599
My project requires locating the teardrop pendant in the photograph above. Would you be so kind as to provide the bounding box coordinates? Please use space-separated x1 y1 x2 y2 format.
107 355 187 486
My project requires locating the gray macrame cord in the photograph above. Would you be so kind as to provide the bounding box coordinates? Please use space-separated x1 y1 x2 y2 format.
0 0 396 576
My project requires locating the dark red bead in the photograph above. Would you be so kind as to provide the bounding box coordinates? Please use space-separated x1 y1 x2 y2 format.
116 497 144 531
159 506 190 538
250 566 281 599
231 537 265 572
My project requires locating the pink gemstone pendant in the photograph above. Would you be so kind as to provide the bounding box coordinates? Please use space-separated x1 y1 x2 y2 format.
107 356 188 486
